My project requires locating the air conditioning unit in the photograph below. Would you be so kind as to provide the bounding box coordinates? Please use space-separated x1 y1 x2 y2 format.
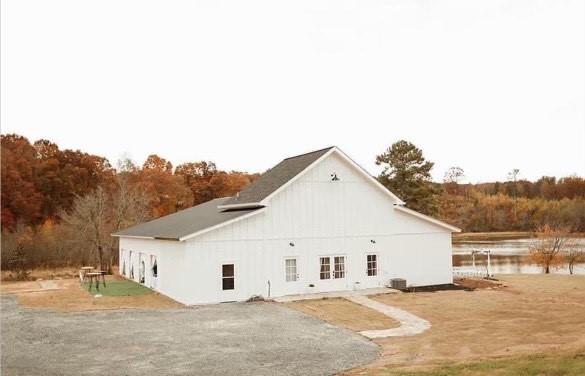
390 278 407 290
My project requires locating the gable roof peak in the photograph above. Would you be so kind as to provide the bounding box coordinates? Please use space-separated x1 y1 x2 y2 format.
220 146 336 207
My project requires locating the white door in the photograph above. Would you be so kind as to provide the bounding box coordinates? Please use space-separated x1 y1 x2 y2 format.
317 255 348 292
220 263 236 302
283 257 300 295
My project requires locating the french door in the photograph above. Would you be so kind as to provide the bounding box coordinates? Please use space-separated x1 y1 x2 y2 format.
318 255 347 292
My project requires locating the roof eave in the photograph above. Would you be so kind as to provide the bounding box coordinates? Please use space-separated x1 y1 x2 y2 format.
394 205 462 232
111 234 156 240
217 202 267 211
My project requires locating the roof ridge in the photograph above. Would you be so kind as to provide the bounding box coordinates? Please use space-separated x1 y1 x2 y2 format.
282 146 336 161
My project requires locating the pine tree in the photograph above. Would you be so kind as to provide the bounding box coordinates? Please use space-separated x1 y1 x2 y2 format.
376 140 441 216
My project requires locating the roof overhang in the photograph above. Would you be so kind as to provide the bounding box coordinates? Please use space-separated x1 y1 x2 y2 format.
217 202 266 211
394 205 461 232
111 234 155 240
179 207 266 241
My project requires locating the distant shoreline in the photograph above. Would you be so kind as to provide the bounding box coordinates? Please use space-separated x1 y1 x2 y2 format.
453 231 585 243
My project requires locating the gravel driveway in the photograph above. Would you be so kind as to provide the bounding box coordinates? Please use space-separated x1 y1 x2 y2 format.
1 295 378 376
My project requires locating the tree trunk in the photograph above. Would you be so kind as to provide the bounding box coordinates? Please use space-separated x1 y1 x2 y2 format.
568 262 574 275
545 264 550 274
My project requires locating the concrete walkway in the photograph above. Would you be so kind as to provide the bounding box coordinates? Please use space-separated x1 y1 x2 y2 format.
275 288 431 339
347 295 431 339
274 287 396 302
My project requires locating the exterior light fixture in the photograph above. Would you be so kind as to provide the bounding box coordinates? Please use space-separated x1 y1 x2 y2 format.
289 242 295 247
331 173 340 181
370 240 376 244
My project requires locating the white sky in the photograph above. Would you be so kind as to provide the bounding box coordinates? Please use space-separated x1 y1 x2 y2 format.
2 0 584 183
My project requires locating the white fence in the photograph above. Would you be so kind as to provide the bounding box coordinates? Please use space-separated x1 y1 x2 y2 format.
452 267 488 278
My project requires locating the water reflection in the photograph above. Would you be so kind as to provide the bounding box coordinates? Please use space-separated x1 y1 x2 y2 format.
452 238 585 275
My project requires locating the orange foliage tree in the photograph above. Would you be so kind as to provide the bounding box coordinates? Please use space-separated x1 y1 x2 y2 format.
529 225 573 274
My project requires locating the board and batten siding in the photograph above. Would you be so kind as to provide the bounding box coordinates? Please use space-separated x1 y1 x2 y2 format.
118 151 453 305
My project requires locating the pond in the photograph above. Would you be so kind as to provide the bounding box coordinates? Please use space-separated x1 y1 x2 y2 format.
452 238 585 275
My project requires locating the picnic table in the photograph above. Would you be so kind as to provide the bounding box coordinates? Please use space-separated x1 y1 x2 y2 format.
86 271 107 291
79 266 94 283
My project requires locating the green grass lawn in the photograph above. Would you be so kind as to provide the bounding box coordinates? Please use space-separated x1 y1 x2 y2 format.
83 279 153 296
386 352 585 376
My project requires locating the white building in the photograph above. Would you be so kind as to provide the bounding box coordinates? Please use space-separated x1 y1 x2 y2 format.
113 147 460 305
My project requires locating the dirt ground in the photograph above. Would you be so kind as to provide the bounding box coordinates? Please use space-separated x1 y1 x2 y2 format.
285 297 400 332
343 274 585 375
0 276 182 312
1 266 117 282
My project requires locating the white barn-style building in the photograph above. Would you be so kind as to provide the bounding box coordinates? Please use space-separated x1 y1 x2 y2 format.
113 147 460 305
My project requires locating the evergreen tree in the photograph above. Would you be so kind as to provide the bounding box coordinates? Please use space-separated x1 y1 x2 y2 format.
376 140 441 216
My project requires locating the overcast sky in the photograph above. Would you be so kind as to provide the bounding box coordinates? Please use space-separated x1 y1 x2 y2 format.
2 0 584 183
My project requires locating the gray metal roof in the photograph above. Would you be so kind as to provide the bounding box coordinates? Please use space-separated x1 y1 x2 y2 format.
114 147 334 240
112 197 259 240
223 146 334 206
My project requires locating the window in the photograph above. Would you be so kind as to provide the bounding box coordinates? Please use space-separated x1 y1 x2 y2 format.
285 258 297 282
320 257 331 280
334 256 345 279
367 254 377 276
222 264 235 290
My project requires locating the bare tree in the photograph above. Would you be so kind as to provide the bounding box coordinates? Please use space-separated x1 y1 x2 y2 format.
61 187 112 272
565 247 585 275
444 166 465 184
529 225 573 274
443 166 465 195
507 169 520 220
112 175 150 231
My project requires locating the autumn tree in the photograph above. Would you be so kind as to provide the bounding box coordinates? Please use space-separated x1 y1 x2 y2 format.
140 154 193 217
34 140 116 220
1 135 43 230
376 140 441 216
175 161 219 204
529 225 573 274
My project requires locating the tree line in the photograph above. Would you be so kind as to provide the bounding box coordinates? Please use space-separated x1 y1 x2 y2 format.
1 134 258 274
2 134 584 274
375 140 585 232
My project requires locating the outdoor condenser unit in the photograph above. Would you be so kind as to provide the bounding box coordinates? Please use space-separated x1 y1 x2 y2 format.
390 278 407 290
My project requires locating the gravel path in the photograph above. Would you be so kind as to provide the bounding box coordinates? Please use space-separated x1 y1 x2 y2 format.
1 295 378 376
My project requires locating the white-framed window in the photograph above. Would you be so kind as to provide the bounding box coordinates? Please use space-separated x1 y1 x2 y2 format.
285 258 298 282
320 256 345 279
222 264 235 290
319 257 331 280
367 254 377 276
334 256 345 279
